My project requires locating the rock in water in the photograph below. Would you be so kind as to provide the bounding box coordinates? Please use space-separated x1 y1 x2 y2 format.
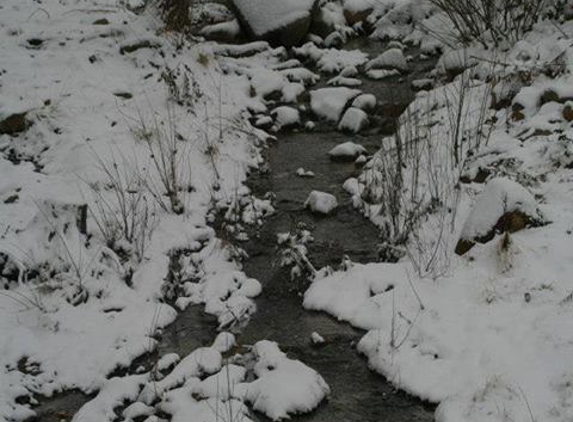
305 191 338 214
328 141 367 161
231 0 319 47
338 107 369 133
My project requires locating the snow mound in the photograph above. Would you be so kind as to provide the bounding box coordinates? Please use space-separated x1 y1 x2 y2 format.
304 191 338 214
366 48 408 71
460 177 541 242
310 87 361 122
338 107 369 133
235 341 330 420
329 141 367 160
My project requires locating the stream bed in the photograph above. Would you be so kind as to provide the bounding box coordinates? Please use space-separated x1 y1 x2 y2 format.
30 37 436 422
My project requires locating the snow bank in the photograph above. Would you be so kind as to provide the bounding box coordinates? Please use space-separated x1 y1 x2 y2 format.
235 341 330 420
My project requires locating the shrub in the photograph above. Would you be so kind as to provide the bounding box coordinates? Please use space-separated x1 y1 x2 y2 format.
429 0 550 48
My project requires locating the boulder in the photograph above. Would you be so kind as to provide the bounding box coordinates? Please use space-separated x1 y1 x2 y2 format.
455 178 544 255
231 0 319 47
309 87 361 122
342 0 373 25
310 1 345 38
328 141 367 161
305 191 338 214
366 48 408 72
0 112 28 135
338 108 369 133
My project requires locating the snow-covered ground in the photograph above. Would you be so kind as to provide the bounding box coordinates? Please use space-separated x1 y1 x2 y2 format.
0 1 327 421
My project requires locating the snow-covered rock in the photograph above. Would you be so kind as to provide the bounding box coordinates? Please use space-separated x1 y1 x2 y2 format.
212 332 237 353
310 332 325 345
342 0 374 25
235 341 330 420
296 167 316 177
310 0 346 38
310 87 361 122
294 42 368 73
200 19 242 43
304 191 338 214
328 141 367 160
327 75 362 87
232 0 319 47
366 69 401 80
351 93 377 111
456 177 543 255
366 48 408 72
338 107 369 133
271 106 300 130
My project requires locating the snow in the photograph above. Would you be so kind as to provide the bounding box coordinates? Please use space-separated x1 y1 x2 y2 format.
351 93 377 110
343 0 373 13
328 141 367 159
338 107 369 133
304 191 338 214
271 106 300 130
310 87 361 122
233 0 317 36
200 19 242 40
460 177 542 241
211 332 237 353
311 332 325 344
234 341 330 420
327 75 363 86
296 168 316 177
0 0 274 419
366 48 408 71
294 42 369 73
366 69 401 80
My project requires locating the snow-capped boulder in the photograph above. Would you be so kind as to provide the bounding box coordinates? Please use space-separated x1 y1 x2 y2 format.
343 0 374 25
310 87 361 122
328 141 367 161
234 341 330 420
338 107 369 133
310 0 346 38
231 0 319 47
304 191 338 214
455 178 544 255
271 106 300 130
200 19 242 43
366 48 408 72
351 93 376 111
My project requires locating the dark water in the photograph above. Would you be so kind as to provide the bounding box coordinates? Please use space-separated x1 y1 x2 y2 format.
236 131 433 422
29 38 436 422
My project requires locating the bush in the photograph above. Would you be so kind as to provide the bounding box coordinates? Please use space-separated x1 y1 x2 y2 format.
429 0 550 47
